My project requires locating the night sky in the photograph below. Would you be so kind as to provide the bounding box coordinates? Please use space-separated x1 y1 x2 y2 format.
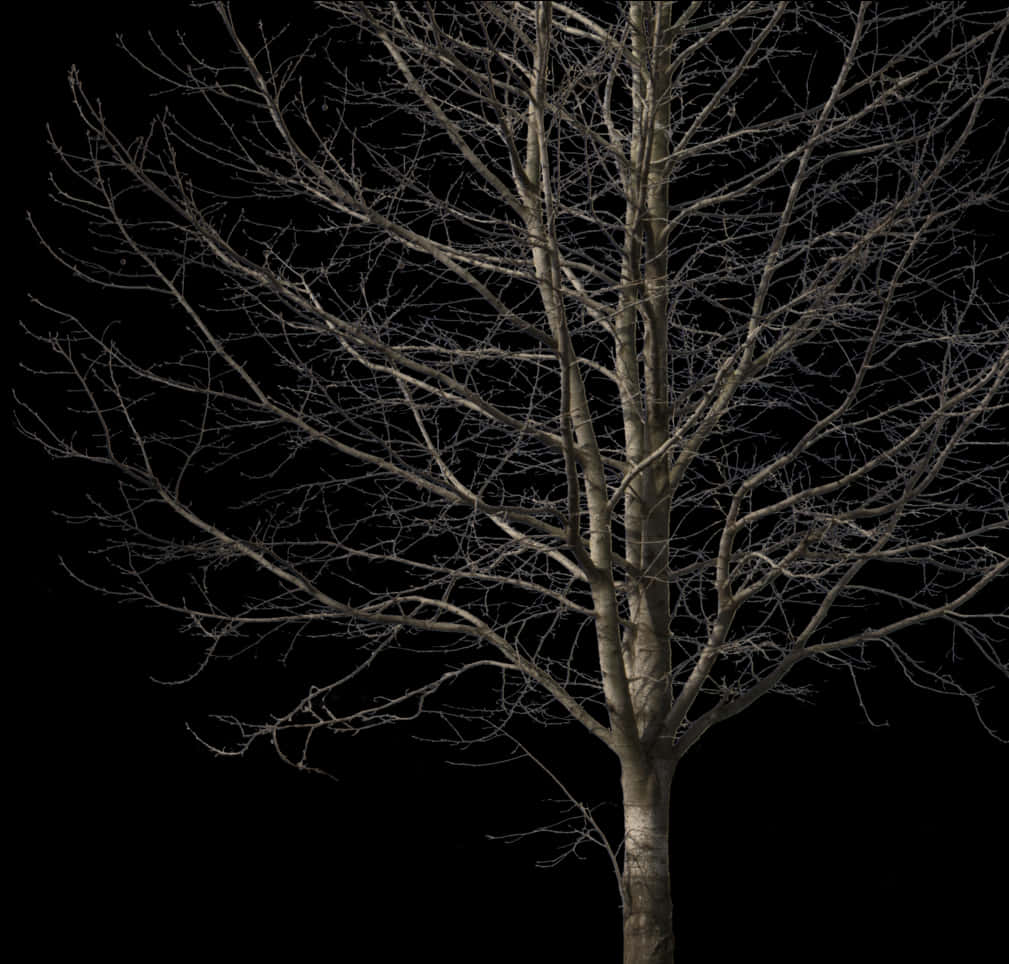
13 6 1007 962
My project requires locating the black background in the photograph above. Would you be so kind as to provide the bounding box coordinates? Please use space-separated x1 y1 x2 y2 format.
12 5 1006 962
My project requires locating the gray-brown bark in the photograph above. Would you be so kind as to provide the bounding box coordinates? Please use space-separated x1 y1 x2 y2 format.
621 756 676 963
20 3 1009 960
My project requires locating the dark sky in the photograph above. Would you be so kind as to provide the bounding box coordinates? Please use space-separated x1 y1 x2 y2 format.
14 5 1007 962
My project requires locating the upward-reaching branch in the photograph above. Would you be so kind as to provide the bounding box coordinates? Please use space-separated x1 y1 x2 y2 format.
20 5 1009 958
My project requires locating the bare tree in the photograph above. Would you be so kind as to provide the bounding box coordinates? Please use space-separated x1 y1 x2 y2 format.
20 3 1009 961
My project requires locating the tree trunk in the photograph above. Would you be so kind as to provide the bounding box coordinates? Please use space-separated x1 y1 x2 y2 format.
621 757 675 964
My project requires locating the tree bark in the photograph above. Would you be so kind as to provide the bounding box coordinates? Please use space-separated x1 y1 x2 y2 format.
621 757 675 964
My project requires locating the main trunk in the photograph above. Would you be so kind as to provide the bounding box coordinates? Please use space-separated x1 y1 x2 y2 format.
621 759 675 964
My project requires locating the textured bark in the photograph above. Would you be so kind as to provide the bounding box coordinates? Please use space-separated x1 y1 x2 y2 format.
621 757 675 964
621 9 677 962
22 2 1009 961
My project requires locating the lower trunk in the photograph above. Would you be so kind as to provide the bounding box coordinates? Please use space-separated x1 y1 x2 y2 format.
621 758 675 964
